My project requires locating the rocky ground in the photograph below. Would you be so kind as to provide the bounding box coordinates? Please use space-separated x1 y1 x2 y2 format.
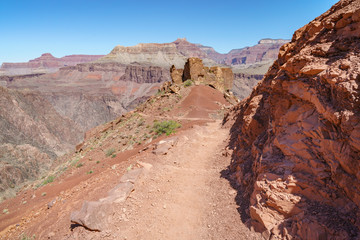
0 82 263 239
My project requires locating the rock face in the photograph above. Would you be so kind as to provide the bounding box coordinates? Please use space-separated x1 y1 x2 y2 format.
232 73 263 99
171 57 234 93
223 39 289 66
100 38 219 69
0 86 82 198
225 0 360 239
4 62 169 132
0 53 104 75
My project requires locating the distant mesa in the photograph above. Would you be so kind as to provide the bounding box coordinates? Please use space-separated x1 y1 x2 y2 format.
0 53 105 75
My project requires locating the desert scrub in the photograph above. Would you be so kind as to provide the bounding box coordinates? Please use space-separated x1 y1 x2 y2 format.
106 148 116 157
156 90 165 96
184 79 193 87
21 234 36 240
20 234 36 240
76 163 84 168
152 120 181 136
42 175 55 185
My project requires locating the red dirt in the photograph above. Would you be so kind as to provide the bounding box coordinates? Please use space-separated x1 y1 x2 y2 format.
0 84 254 239
172 85 230 119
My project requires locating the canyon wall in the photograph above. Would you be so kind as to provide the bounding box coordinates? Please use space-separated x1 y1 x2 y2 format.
232 73 263 99
225 0 360 239
0 86 82 199
0 53 104 75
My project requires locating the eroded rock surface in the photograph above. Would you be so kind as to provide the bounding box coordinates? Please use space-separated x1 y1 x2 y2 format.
225 0 360 239
71 168 143 231
171 58 234 93
0 86 82 199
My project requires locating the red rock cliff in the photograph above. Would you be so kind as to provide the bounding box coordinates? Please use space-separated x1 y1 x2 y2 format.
225 0 360 239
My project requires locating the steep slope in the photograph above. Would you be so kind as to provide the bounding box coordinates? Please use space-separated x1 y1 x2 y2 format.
4 62 168 132
224 39 289 66
0 53 104 76
0 86 82 200
232 73 263 99
225 0 360 239
0 77 242 239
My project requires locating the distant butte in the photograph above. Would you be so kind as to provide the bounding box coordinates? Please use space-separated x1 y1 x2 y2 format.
0 53 105 75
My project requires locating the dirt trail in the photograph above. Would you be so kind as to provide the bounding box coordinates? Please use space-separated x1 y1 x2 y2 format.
0 84 261 239
68 120 261 240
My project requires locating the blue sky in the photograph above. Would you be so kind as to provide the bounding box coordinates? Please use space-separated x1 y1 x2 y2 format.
0 0 338 64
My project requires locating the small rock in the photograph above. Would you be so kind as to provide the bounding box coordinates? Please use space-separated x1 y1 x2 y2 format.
228 189 237 196
48 199 57 209
48 232 55 238
163 205 167 209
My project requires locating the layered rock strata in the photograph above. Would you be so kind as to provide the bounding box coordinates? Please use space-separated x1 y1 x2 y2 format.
225 0 360 239
0 53 104 75
0 86 82 198
170 57 234 93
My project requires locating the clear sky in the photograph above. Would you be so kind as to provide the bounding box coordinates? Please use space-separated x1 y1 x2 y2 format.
0 0 338 64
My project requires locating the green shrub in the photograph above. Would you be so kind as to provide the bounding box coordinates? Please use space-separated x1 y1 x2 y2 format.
184 79 193 87
106 148 116 157
42 175 55 185
152 120 181 136
76 163 84 168
21 234 36 240
156 90 165 96
111 154 116 158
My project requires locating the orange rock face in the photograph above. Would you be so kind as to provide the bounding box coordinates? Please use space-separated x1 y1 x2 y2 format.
225 0 360 239
171 57 234 93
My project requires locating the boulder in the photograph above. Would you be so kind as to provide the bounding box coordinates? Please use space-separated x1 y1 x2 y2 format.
70 169 143 231
170 65 184 84
171 57 234 93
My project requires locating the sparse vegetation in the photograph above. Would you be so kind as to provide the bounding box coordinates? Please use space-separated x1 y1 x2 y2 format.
42 175 55 186
76 163 84 168
127 164 133 171
21 233 36 240
2 208 9 214
152 120 181 136
111 154 116 158
87 170 93 174
41 192 46 196
184 79 193 87
71 158 80 166
156 90 165 96
96 161 100 164
137 118 145 127
106 148 116 157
